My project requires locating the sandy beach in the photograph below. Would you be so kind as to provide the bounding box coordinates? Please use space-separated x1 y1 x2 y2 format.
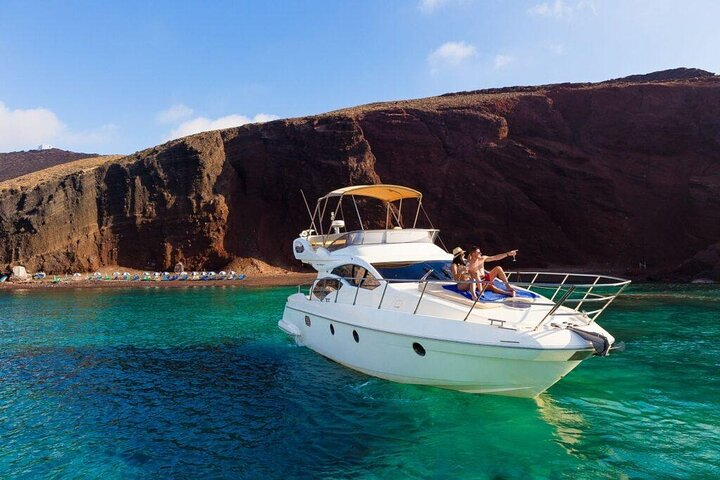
0 272 316 290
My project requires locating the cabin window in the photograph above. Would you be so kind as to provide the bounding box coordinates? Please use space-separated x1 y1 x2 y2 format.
331 264 380 290
372 261 453 281
312 278 342 301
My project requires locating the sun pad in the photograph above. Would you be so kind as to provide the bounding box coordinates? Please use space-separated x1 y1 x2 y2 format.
443 280 538 302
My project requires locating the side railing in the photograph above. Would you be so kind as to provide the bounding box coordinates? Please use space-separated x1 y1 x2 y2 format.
296 271 630 329
505 271 630 329
307 229 440 252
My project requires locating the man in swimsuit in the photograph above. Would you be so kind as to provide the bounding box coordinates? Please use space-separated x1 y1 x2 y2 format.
466 245 518 298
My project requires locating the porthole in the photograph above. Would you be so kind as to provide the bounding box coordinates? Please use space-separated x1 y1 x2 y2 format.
413 342 426 356
330 324 335 335
353 330 359 343
305 315 311 327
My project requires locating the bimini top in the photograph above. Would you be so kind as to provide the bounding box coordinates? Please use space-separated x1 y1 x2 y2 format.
320 184 422 202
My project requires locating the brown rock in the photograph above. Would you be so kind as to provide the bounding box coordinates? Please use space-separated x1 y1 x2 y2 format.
0 70 719 281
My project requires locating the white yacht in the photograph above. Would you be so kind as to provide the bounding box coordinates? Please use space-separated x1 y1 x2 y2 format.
279 185 630 398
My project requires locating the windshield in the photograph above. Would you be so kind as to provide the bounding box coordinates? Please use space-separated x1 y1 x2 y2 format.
372 261 452 281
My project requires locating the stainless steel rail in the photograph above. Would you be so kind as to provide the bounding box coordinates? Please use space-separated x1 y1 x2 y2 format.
534 286 576 331
308 228 441 252
506 271 630 323
295 271 630 327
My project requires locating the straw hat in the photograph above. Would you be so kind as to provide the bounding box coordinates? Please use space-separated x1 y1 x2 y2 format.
452 247 465 257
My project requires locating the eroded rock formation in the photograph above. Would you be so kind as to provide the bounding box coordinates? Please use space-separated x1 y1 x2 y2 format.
1 70 719 280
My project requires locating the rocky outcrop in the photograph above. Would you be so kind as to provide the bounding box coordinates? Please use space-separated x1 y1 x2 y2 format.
1 69 719 280
0 148 97 182
614 67 715 83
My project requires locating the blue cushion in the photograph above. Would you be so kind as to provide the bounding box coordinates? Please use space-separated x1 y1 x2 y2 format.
442 280 538 302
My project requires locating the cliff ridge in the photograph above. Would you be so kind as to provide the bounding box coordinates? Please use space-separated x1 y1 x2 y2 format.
1 70 719 281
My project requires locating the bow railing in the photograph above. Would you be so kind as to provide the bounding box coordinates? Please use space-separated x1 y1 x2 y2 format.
296 271 630 329
505 271 630 328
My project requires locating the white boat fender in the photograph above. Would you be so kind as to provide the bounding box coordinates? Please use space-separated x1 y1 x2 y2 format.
568 326 611 356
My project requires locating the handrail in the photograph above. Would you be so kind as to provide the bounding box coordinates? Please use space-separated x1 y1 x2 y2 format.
534 286 576 330
377 281 390 309
298 271 630 328
311 228 441 252
353 278 363 305
575 275 600 311
507 270 630 285
462 281 490 322
413 281 429 314
550 274 570 301
586 282 630 320
307 275 627 298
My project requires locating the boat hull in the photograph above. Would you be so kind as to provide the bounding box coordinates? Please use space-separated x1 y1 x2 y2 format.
280 304 592 398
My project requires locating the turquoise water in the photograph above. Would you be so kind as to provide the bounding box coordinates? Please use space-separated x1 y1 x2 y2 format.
1 285 719 479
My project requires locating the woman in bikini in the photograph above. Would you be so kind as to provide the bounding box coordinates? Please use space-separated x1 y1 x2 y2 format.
450 247 476 297
466 245 518 297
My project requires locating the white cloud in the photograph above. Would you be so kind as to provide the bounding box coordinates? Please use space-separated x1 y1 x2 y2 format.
0 102 64 151
528 0 571 18
418 0 449 14
428 41 477 72
578 0 598 15
156 104 194 124
165 113 280 141
0 101 118 152
528 0 596 19
250 113 281 123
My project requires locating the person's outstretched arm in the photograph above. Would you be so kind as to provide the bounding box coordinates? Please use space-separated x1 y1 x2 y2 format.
485 250 517 262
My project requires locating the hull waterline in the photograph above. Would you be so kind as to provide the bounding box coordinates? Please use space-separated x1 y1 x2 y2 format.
280 308 594 398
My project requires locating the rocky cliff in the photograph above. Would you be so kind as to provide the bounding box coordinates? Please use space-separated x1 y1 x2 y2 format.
1 69 719 280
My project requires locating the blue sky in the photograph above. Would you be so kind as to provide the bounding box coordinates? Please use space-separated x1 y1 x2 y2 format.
1 0 718 154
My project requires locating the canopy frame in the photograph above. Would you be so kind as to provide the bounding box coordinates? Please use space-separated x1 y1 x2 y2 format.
306 184 429 243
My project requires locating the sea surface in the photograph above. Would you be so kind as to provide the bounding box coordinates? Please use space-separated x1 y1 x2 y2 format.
1 284 718 479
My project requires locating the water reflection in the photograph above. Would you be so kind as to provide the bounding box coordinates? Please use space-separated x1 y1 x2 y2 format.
1 286 719 479
535 393 587 454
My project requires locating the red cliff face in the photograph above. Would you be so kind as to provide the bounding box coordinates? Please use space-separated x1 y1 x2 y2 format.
1 71 719 280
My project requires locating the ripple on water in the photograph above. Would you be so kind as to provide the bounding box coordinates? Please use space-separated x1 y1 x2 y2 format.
0 285 719 479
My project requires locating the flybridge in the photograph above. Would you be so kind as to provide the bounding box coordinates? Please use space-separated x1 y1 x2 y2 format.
294 184 446 266
301 184 433 237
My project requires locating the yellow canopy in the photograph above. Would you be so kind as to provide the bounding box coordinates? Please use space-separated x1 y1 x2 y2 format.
321 184 422 202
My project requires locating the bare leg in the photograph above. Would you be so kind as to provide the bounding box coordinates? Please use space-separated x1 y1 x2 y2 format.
487 266 515 296
486 282 508 295
457 281 473 296
469 272 482 300
456 276 477 299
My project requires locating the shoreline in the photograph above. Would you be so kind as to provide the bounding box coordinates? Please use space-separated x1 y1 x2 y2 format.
1 273 716 291
0 273 317 290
